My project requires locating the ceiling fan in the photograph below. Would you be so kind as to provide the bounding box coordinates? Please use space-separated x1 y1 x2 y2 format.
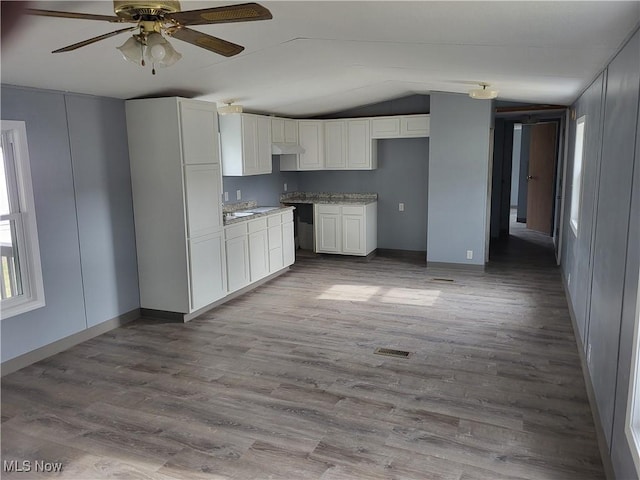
26 1 272 73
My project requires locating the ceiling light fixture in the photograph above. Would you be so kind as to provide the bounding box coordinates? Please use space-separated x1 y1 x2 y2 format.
117 25 181 75
469 83 498 100
218 102 244 115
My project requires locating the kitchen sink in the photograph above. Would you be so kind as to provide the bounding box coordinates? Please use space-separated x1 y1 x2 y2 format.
247 206 280 213
226 211 255 218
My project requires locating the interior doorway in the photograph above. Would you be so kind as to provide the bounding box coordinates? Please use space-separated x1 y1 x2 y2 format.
526 122 558 235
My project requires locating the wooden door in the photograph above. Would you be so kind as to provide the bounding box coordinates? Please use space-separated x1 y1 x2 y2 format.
526 123 557 234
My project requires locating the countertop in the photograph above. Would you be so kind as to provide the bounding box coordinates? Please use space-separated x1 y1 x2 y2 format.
222 200 295 225
280 192 378 205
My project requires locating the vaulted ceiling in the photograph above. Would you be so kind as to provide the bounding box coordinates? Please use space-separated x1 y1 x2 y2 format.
2 1 639 117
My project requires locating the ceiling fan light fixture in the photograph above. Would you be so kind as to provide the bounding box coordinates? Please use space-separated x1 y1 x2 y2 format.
218 102 243 115
469 83 498 100
117 36 143 64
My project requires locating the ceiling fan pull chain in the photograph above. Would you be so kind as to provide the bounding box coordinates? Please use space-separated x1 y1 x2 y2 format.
152 63 156 75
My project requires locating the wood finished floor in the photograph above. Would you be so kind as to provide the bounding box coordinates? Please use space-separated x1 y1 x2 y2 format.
1 224 604 479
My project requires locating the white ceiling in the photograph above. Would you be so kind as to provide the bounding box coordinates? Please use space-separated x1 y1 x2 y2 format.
2 1 639 117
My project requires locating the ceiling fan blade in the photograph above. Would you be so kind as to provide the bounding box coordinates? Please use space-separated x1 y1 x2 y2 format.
52 27 136 53
26 8 124 23
167 2 272 26
171 27 244 57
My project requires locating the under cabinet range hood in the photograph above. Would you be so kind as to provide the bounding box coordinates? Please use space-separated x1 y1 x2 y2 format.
272 143 305 155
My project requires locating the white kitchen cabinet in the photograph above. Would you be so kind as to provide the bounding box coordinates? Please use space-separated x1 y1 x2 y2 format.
370 117 401 138
219 113 272 176
272 117 298 144
126 97 226 315
225 222 249 293
346 119 375 169
268 215 284 273
297 120 324 170
370 114 430 138
248 217 269 282
324 120 347 169
180 101 220 164
184 164 222 238
282 211 295 267
314 202 377 256
189 231 226 310
401 115 430 137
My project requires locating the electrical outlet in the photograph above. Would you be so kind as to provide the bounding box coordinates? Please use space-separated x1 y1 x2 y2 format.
284 183 288 192
399 203 404 212
224 191 229 202
587 344 592 364
236 189 241 200
466 250 473 260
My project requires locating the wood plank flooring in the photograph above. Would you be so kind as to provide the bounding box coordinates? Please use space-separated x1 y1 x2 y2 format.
1 225 604 479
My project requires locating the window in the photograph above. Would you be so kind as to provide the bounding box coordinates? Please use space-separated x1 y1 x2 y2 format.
627 271 640 476
0 120 44 319
570 116 586 235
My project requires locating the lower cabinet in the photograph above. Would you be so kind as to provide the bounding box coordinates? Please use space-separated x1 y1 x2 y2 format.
314 202 377 256
189 231 226 310
248 218 270 282
225 209 295 294
225 223 250 293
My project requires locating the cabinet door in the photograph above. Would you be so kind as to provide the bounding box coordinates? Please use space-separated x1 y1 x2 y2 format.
268 225 284 273
249 229 269 281
342 214 365 255
256 115 273 174
298 121 324 170
371 117 400 138
184 164 222 237
284 119 298 143
324 120 347 169
241 114 259 174
180 101 219 165
400 115 430 137
226 235 249 293
272 117 285 143
346 119 371 169
282 220 295 266
316 213 341 253
189 231 226 310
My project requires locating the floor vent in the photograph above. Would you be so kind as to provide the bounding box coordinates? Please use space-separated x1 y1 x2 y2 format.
432 278 455 283
374 347 412 358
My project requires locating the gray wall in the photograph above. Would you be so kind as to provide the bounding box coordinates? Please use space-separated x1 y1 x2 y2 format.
510 125 522 206
1 86 139 363
427 92 492 265
560 29 640 479
319 94 430 119
222 156 299 207
296 138 429 251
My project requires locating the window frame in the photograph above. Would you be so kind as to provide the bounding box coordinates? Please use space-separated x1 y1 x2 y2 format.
570 115 586 236
0 120 45 319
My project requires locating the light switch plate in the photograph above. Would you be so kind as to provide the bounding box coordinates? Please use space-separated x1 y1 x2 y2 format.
236 190 241 200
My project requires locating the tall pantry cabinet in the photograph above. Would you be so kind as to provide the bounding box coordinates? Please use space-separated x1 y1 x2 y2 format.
125 97 226 316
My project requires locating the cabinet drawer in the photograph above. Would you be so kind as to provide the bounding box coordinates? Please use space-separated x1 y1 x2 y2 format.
282 210 293 223
225 223 247 240
342 205 364 215
248 217 268 233
317 204 341 215
268 214 282 228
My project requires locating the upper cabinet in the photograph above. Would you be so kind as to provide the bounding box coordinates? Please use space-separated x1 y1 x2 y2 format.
346 119 375 170
272 117 298 144
297 120 325 170
324 120 347 169
180 101 220 165
371 114 430 139
219 113 272 176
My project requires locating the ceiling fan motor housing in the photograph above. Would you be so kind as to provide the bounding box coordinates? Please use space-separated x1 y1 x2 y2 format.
113 1 181 20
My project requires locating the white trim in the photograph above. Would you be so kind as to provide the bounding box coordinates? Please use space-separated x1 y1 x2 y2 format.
0 120 45 319
625 266 640 476
570 115 586 237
